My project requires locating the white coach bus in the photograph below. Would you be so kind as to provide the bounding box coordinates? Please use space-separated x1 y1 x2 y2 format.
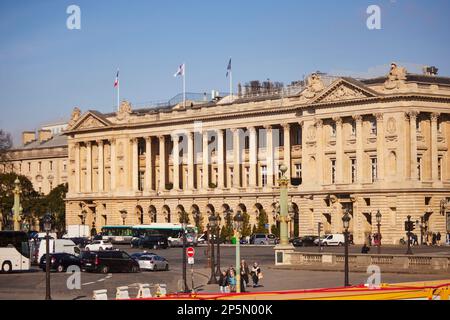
0 231 31 273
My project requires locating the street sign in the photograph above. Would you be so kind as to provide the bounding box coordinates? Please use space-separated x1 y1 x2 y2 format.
186 247 195 258
188 257 194 265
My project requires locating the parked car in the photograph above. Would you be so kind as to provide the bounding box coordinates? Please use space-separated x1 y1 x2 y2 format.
130 252 156 261
130 235 168 249
39 253 81 272
291 236 319 247
80 250 140 273
319 234 346 246
136 254 169 271
85 240 113 251
250 233 278 245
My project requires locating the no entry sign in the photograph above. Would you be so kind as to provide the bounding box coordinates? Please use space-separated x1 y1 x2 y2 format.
186 247 195 258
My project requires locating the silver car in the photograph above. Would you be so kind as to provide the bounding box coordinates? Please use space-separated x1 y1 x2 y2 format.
137 254 169 271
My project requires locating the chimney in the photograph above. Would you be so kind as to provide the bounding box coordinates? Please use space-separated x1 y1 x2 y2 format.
22 131 36 146
38 129 52 143
423 66 439 76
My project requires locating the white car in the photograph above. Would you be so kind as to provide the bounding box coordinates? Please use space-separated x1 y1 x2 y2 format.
85 240 113 251
319 234 346 246
137 254 169 271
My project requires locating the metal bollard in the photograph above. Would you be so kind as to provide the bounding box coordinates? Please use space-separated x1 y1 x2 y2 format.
93 289 108 300
116 286 130 300
137 283 152 299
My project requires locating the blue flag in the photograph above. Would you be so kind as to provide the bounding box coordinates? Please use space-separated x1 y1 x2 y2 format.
226 58 231 77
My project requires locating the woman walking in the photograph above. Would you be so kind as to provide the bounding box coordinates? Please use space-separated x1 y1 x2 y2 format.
218 271 229 293
251 262 262 287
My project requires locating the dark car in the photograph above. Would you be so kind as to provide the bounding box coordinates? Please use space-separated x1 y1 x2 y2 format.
291 235 319 247
39 253 81 272
130 235 168 249
80 250 140 274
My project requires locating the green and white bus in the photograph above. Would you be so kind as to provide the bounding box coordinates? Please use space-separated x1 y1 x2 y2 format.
101 225 134 244
0 231 31 273
131 223 198 247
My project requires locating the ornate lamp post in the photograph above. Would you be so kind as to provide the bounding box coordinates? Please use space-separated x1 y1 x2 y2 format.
120 209 127 225
215 213 223 277
207 213 218 284
43 213 52 300
405 215 413 255
376 210 382 254
180 210 189 293
12 177 23 231
233 210 244 293
342 210 351 287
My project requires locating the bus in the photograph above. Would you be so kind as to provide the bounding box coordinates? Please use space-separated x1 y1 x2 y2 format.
101 225 134 244
132 223 198 247
0 231 31 273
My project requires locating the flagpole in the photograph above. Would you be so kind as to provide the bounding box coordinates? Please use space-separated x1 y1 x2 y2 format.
230 69 233 98
117 79 120 111
183 63 186 108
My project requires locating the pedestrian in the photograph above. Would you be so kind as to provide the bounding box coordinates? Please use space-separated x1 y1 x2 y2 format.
432 233 437 246
228 269 237 292
251 262 262 287
436 232 441 246
367 234 372 246
413 233 418 246
241 259 250 286
349 233 354 245
361 243 370 254
218 271 229 293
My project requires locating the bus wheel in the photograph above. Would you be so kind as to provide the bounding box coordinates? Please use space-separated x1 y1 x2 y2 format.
1 262 12 273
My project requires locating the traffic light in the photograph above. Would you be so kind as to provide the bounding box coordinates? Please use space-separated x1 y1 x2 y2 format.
404 221 409 231
410 221 415 231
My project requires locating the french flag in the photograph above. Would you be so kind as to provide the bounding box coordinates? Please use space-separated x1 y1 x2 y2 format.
114 70 119 88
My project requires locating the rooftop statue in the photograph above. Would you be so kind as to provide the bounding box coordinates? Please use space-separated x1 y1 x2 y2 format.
384 62 407 90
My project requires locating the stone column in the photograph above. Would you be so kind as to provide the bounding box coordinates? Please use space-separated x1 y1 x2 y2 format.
375 113 385 181
300 121 308 185
131 138 139 191
74 142 81 193
232 128 241 188
145 137 152 192
110 139 116 191
249 126 258 188
202 130 209 189
353 115 364 183
431 112 440 181
408 111 419 180
159 135 166 191
283 124 291 181
333 117 343 183
187 132 195 190
315 119 324 185
98 140 104 192
217 129 225 189
172 133 180 190
265 125 274 187
86 142 92 192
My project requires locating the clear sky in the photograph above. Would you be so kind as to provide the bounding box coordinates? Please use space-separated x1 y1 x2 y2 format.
1 0 450 146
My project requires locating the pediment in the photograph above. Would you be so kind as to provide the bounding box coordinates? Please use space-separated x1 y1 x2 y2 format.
70 111 111 131
312 78 379 104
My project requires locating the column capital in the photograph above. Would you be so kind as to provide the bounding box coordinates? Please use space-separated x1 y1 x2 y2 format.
216 128 224 135
407 110 419 120
158 135 165 141
96 140 104 146
109 137 117 144
431 112 440 122
170 132 180 140
145 136 152 142
85 141 92 147
332 116 343 125
352 114 363 122
248 126 257 134
374 113 384 122
130 137 139 144
264 125 273 132
314 118 323 128
282 123 291 130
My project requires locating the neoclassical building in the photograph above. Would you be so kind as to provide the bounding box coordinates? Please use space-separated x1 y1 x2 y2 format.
64 64 450 244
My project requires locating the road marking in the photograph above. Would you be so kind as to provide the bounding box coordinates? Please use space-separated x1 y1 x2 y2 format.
82 281 96 286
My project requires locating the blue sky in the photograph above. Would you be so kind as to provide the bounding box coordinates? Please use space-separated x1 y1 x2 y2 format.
1 0 450 145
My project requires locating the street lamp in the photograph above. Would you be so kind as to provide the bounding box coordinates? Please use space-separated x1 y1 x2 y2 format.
207 213 218 285
342 211 351 287
120 209 127 225
233 210 244 293
405 215 413 255
180 211 189 293
43 213 52 300
376 210 382 254
215 213 223 277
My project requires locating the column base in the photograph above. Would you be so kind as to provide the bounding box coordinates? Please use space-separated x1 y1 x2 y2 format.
274 244 294 265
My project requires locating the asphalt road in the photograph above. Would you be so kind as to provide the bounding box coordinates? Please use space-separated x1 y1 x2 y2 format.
0 244 448 300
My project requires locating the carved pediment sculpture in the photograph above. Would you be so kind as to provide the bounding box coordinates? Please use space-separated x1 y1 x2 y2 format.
78 116 104 130
67 107 81 129
384 62 407 90
320 84 366 102
299 73 325 101
116 100 132 121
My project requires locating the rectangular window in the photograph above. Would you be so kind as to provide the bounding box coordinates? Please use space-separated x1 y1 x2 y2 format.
331 159 336 184
294 127 302 145
245 167 250 186
214 168 218 185
295 164 302 179
371 158 378 182
351 121 356 136
229 168 234 187
261 165 268 187
438 156 442 181
417 157 422 180
437 120 442 133
138 171 144 191
331 123 336 137
199 169 203 189
416 120 421 132
351 159 357 183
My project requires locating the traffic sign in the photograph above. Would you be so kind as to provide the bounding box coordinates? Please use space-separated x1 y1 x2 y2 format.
186 247 195 258
188 257 194 265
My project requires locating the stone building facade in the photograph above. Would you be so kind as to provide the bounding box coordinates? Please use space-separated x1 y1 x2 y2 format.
64 64 450 244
